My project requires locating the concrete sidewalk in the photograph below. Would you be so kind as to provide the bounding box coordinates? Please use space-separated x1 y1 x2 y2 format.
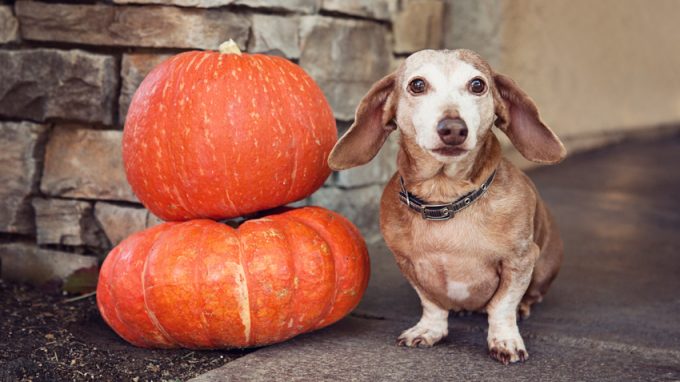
191 135 680 381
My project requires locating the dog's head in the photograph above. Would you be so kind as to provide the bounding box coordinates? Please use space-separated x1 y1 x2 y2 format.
328 49 566 170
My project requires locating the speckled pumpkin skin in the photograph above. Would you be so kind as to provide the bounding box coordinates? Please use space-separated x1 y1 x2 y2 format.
96 207 370 349
123 51 337 221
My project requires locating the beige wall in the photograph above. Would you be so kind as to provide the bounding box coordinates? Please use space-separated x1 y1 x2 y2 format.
444 0 680 155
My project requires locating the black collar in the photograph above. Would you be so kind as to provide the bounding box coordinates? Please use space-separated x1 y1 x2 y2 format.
398 170 497 221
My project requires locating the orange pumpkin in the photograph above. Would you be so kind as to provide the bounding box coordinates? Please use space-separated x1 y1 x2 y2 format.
123 41 336 221
96 206 369 349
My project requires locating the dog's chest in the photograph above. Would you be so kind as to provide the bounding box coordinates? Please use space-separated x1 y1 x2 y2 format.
394 211 514 311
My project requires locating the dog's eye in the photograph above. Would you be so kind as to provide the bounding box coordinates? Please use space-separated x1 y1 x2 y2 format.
468 78 487 95
408 78 427 94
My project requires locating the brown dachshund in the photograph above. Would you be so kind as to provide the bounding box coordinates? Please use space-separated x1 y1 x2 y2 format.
328 49 566 364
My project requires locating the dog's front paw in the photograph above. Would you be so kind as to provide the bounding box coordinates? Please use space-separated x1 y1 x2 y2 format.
488 335 528 365
396 324 447 348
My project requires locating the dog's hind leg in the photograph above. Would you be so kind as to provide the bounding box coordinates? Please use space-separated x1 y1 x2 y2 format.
518 287 542 320
520 204 564 319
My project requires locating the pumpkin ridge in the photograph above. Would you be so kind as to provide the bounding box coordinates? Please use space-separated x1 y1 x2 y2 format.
102 227 177 348
277 61 301 203
282 213 339 327
110 238 162 348
170 56 196 219
144 59 171 219
330 211 371 311
194 223 216 348
220 144 239 216
141 230 178 347
177 61 197 215
234 227 252 345
154 67 177 219
268 217 300 340
215 54 243 218
106 245 148 346
105 247 127 342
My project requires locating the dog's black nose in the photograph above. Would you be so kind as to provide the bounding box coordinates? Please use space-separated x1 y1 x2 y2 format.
437 117 468 146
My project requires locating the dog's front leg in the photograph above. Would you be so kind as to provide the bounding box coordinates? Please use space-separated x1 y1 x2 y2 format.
486 244 539 364
397 287 449 348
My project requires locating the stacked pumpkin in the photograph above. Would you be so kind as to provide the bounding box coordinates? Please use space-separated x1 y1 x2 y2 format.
97 41 370 349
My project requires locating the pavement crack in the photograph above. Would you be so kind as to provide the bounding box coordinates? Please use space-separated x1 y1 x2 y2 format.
350 312 386 321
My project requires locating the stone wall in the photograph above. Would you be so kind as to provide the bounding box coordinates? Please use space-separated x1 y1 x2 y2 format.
0 0 444 288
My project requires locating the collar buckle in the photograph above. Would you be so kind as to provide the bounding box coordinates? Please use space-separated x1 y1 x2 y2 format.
421 205 454 221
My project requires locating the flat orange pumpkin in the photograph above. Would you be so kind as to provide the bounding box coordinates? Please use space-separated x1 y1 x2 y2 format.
123 42 337 221
96 206 370 349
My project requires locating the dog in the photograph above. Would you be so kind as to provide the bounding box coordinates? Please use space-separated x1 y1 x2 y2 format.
327 49 565 365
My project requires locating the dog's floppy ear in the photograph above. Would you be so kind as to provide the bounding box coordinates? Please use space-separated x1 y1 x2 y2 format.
328 73 397 170
493 73 566 164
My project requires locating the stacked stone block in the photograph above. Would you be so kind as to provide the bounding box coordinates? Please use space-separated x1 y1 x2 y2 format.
0 0 445 287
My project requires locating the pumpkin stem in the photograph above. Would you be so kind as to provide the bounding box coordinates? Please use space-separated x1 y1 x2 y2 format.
218 40 242 55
